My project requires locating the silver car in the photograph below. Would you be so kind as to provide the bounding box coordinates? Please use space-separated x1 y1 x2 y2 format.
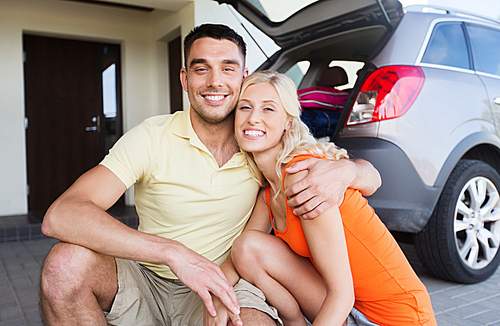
221 0 500 283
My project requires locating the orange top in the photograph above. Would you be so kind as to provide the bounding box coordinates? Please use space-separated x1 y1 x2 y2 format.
267 155 437 325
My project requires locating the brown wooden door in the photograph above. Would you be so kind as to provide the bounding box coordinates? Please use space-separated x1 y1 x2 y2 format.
23 35 121 212
169 36 183 113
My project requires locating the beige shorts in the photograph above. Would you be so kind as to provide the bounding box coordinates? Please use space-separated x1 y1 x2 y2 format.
105 258 282 326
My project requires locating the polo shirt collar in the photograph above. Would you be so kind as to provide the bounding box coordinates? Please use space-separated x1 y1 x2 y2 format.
172 109 247 169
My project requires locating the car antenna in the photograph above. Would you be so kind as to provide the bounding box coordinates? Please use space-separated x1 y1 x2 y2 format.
228 5 270 60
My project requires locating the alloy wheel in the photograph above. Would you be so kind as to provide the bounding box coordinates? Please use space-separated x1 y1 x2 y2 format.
454 176 500 270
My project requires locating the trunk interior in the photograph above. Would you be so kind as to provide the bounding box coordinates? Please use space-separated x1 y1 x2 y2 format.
259 23 398 141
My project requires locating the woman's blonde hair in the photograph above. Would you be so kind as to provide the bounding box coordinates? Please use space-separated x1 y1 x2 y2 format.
238 70 349 187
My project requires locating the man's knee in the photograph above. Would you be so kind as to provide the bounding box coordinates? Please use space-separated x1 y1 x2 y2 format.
238 308 277 326
40 242 115 301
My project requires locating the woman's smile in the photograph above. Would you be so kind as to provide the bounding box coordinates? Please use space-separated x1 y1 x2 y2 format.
235 82 289 154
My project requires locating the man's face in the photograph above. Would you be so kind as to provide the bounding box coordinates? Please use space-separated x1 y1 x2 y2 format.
181 37 248 125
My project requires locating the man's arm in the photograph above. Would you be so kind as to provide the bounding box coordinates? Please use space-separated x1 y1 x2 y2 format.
42 164 240 318
284 158 381 219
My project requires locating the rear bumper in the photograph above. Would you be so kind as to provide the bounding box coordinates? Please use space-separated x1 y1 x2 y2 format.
336 137 442 233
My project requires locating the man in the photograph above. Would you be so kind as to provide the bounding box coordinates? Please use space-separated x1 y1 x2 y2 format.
40 24 381 326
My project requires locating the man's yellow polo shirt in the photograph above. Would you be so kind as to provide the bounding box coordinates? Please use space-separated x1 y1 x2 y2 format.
100 110 259 279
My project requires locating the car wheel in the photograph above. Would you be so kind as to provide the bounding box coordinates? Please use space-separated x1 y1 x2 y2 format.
414 159 500 283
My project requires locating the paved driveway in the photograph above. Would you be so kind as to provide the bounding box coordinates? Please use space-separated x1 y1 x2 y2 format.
0 237 499 325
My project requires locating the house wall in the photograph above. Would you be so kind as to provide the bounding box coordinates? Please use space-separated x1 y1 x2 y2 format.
0 0 277 215
0 0 181 214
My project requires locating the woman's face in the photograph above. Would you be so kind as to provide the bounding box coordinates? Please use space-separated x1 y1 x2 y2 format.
235 82 289 155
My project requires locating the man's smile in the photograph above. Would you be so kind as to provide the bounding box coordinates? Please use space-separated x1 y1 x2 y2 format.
204 94 226 101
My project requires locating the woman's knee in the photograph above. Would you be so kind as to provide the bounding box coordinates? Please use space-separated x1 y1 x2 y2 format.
232 231 275 272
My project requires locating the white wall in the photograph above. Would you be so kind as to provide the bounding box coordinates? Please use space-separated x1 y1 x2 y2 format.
0 8 27 215
0 0 277 215
151 2 195 112
0 0 180 215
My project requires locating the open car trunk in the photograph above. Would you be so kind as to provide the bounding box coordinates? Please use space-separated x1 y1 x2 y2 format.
216 0 404 139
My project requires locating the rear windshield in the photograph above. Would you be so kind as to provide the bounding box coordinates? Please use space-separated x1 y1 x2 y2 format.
245 0 319 22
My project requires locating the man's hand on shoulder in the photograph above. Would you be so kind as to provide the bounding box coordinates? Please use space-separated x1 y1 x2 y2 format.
284 157 380 219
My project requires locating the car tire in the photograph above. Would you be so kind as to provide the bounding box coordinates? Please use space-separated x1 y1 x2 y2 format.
414 159 500 283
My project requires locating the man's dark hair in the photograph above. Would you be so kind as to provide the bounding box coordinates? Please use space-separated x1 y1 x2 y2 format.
183 24 247 67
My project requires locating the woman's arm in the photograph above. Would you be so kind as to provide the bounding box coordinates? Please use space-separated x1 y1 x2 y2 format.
285 171 354 326
224 188 273 285
244 187 273 234
222 187 272 287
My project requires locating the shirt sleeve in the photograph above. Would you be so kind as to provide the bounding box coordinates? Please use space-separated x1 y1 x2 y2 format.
100 120 155 188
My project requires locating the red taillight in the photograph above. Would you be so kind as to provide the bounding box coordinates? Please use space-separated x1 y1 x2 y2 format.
346 65 425 126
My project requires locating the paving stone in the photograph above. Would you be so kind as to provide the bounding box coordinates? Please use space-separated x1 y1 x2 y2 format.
437 312 485 325
429 295 460 313
452 290 490 302
424 277 461 294
13 288 39 306
436 320 460 326
445 304 489 318
0 318 26 326
1 236 500 325
0 303 23 323
471 310 500 325
0 290 17 306
477 296 500 312
25 314 43 326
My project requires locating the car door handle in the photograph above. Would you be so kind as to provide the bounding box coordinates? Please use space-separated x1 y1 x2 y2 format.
85 126 97 132
494 97 500 105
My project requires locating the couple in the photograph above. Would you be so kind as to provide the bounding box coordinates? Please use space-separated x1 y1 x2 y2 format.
231 70 437 325
39 23 435 325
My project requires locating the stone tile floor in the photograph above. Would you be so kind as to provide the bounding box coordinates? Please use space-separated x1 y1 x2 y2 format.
401 243 500 326
0 236 499 325
0 237 58 326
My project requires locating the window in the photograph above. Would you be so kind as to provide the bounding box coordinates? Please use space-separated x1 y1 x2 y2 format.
285 61 310 87
102 63 117 118
467 24 500 77
421 23 470 70
328 60 364 90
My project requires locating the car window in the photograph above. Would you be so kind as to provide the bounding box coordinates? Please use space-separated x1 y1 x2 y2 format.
421 22 470 70
328 60 364 90
285 61 310 88
466 24 500 77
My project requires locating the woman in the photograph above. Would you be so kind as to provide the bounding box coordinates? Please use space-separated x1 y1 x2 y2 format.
231 70 437 326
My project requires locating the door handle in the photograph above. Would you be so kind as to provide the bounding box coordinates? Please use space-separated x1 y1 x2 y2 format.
84 115 101 133
494 97 500 105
